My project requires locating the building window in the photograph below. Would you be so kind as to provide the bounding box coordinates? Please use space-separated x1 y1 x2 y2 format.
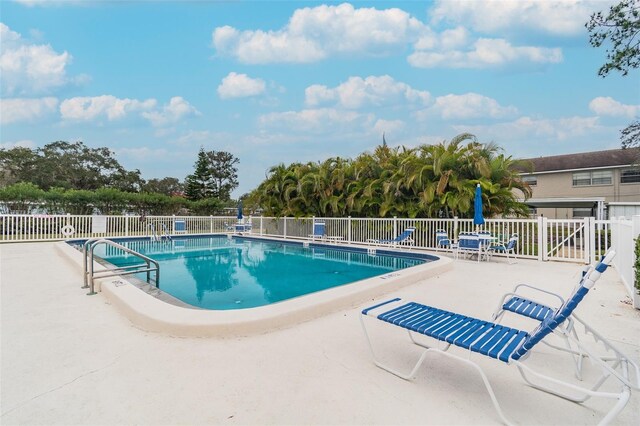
572 170 612 186
572 172 592 186
573 208 593 218
591 170 612 185
621 169 640 184
522 175 537 186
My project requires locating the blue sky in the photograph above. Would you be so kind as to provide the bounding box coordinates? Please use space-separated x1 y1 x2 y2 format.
1 0 638 196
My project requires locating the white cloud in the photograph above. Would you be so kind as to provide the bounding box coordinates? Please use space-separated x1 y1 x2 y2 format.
0 97 58 124
59 95 198 126
409 38 562 68
211 3 565 71
217 72 266 99
305 75 430 109
458 116 601 141
258 108 374 134
0 23 76 95
430 0 614 36
373 119 405 136
0 139 35 149
141 96 200 127
60 95 156 121
213 3 425 63
414 26 470 51
589 97 640 118
426 93 518 120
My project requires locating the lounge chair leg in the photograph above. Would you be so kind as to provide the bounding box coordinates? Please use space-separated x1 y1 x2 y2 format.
361 315 514 425
360 314 431 380
422 348 515 425
513 359 630 421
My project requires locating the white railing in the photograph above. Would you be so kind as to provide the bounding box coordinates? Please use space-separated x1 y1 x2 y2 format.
254 216 598 263
1 213 636 307
0 214 602 263
0 214 238 242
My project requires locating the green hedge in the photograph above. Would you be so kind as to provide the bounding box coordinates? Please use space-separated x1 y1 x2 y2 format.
0 182 224 216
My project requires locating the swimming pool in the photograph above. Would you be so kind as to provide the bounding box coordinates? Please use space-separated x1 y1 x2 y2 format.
84 236 434 310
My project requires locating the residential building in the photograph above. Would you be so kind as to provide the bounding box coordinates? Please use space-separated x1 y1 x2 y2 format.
518 148 640 219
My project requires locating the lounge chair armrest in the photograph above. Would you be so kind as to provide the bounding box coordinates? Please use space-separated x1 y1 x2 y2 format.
510 283 565 306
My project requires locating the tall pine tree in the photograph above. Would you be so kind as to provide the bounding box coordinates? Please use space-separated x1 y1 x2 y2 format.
185 148 213 201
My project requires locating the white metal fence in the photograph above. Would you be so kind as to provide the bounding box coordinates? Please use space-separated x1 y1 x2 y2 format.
1 213 636 306
253 216 611 264
0 214 237 242
0 214 611 263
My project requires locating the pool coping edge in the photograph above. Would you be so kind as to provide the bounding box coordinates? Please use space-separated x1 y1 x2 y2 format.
54 238 453 338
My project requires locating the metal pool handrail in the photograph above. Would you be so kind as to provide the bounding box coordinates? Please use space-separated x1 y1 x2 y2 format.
82 238 160 296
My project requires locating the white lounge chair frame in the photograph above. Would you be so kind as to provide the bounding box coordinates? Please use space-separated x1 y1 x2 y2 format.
360 251 639 425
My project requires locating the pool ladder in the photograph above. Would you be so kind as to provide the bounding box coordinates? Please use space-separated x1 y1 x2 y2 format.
148 223 172 242
82 239 160 296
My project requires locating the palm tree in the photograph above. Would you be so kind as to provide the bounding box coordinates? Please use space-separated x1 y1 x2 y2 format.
249 133 532 219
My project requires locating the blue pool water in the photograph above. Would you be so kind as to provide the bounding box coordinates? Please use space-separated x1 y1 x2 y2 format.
83 236 433 310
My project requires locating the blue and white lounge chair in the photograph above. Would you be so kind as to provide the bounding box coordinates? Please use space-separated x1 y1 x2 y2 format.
367 227 415 247
309 221 326 241
488 233 518 263
360 250 639 425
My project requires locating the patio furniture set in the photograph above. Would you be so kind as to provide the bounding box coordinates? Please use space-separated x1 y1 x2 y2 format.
309 221 518 263
436 229 519 263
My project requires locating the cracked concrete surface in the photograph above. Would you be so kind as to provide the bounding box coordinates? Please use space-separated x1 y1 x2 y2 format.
1 242 639 425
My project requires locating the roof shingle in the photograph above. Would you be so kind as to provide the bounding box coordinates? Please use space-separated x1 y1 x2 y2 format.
521 148 640 173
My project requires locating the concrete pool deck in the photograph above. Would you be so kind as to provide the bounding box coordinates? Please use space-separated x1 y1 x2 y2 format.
1 242 639 425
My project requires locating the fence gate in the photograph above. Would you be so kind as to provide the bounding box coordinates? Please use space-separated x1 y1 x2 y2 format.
541 217 600 264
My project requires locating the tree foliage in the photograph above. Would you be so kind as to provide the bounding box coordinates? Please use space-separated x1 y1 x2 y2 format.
207 150 239 201
587 0 640 149
587 0 640 77
185 148 239 201
249 134 533 218
185 148 214 201
142 177 185 196
0 141 145 191
621 119 640 148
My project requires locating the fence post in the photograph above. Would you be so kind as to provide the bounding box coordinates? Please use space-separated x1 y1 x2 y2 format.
393 216 397 239
348 216 352 244
283 217 287 239
537 216 545 261
588 216 596 264
260 216 263 236
210 215 213 234
125 214 129 237
453 216 459 239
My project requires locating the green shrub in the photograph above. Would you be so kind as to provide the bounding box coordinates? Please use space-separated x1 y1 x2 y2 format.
190 198 222 215
0 182 45 213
